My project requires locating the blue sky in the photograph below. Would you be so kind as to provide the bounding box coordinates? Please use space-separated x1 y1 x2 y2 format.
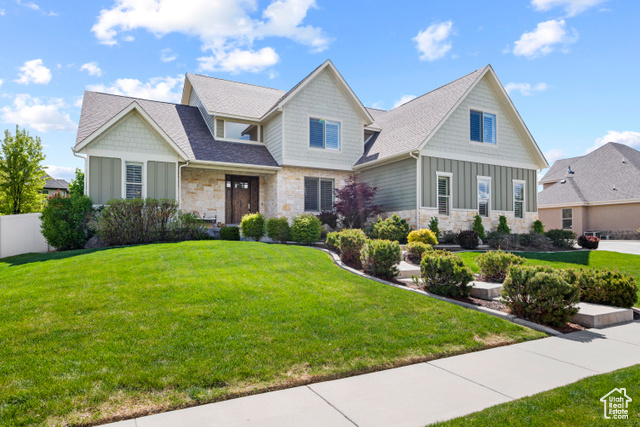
0 0 639 181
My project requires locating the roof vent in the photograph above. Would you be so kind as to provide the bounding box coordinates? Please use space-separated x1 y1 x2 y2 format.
560 179 567 184
613 185 617 191
622 157 627 164
567 166 574 175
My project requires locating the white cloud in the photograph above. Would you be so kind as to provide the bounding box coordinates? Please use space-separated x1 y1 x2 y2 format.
544 148 565 164
15 59 52 85
80 62 102 76
88 75 184 103
0 94 77 132
513 19 578 58
413 20 454 61
0 79 3 87
91 0 329 73
16 0 39 11
160 48 178 63
44 165 76 180
268 69 278 79
588 130 640 152
505 82 548 96
393 94 417 109
531 0 608 17
73 96 84 108
0 9 5 16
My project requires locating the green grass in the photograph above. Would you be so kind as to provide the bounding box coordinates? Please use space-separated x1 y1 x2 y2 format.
0 241 543 426
434 364 640 426
457 250 640 307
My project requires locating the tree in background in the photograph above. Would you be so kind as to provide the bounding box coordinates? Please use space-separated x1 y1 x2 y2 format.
333 175 381 229
0 126 46 214
69 168 85 197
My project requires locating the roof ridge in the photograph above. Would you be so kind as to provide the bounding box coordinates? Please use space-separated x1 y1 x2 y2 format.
366 106 388 112
84 90 196 107
187 72 285 93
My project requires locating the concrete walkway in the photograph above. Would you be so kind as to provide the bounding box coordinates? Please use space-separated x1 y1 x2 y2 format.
106 321 640 427
598 240 640 255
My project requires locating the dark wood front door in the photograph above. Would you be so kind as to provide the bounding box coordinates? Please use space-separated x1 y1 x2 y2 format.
225 175 259 224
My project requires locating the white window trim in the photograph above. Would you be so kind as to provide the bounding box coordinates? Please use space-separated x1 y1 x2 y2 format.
477 175 492 217
304 177 335 212
307 115 342 152
562 208 573 230
124 161 145 200
216 118 264 145
468 106 498 147
435 171 453 216
513 179 526 218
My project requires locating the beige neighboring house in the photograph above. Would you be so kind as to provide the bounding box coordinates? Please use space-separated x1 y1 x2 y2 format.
73 60 547 231
42 174 69 196
538 142 640 239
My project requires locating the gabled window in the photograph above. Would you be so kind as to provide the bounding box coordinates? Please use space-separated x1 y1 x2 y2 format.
304 177 334 211
513 180 525 219
310 118 340 150
562 209 573 229
125 162 143 199
478 177 491 217
470 110 496 144
437 174 451 215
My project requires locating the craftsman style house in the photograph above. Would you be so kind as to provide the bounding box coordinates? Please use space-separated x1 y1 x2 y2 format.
74 60 548 231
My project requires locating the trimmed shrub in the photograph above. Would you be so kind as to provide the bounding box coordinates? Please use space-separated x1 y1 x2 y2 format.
578 235 600 249
406 241 431 263
428 216 440 238
497 215 511 234
439 230 458 244
240 212 265 241
472 215 486 240
369 213 410 243
502 265 579 327
545 229 577 249
456 230 479 250
338 228 367 267
476 250 526 283
40 193 94 250
420 250 474 298
407 228 438 245
325 231 340 252
220 226 240 241
316 210 339 229
291 214 322 244
572 269 638 308
266 217 290 243
532 219 545 234
360 239 402 279
486 231 554 251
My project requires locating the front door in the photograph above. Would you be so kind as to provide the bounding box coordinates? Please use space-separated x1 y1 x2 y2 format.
225 175 259 224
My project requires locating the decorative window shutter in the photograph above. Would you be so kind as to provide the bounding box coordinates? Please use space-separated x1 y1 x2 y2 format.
304 178 319 211
216 119 225 139
470 110 482 142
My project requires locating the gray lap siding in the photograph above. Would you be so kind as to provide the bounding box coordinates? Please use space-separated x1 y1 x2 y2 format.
359 157 417 212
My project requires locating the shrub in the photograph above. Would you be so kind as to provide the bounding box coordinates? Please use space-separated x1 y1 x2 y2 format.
266 217 290 243
578 235 600 249
439 230 458 244
406 241 431 262
472 215 486 240
428 216 440 238
572 269 638 308
497 215 511 234
532 219 545 234
325 231 340 252
338 228 367 267
360 239 402 279
420 250 474 298
407 228 438 245
456 230 479 249
220 226 240 241
316 210 339 229
476 250 526 283
545 229 577 249
291 214 322 244
240 212 265 241
40 194 94 250
333 175 381 229
486 231 554 251
502 265 579 327
369 213 410 243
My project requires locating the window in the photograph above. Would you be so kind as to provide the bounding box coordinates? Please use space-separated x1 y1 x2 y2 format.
478 177 491 217
513 181 525 219
125 162 143 199
304 177 334 211
562 208 573 229
437 174 451 215
310 118 340 150
470 110 496 144
216 118 262 142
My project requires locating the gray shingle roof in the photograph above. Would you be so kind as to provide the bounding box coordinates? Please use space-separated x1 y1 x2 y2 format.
43 174 69 191
187 73 285 120
356 67 486 166
538 142 640 205
76 92 278 168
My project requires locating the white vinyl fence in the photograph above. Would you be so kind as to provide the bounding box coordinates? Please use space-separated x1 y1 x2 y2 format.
0 213 51 259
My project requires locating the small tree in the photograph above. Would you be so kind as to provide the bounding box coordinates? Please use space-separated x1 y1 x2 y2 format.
0 126 47 214
333 175 380 229
69 168 85 197
532 219 545 234
497 215 511 234
472 215 486 240
428 216 440 238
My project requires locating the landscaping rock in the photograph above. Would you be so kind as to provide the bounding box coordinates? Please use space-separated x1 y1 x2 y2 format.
84 235 107 249
571 302 634 328
321 223 335 234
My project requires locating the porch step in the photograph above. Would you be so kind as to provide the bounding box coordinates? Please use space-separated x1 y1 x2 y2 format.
397 261 420 279
469 281 503 300
571 302 634 328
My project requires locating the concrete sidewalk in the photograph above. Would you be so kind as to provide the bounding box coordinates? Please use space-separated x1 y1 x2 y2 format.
106 321 640 427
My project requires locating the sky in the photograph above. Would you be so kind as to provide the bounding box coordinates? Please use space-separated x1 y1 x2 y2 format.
0 0 639 182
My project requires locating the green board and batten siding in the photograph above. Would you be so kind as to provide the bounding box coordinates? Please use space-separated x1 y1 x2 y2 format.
89 156 121 205
360 157 417 212
422 156 537 212
147 161 177 200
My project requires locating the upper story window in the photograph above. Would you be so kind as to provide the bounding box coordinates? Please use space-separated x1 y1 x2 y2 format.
216 118 262 143
478 177 491 217
470 110 496 144
310 118 340 150
125 162 143 199
513 180 525 219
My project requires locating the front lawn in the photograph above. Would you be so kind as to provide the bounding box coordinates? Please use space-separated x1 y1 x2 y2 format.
0 241 543 426
434 364 640 426
457 250 640 307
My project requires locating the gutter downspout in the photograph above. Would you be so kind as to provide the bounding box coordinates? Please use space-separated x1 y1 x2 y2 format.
71 148 87 195
178 161 190 209
409 151 420 230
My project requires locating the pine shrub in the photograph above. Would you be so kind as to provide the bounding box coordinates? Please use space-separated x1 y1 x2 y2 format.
360 239 402 279
266 217 290 243
420 250 474 298
369 213 410 243
497 215 511 234
291 214 322 244
472 215 486 240
240 212 265 241
476 250 526 283
338 229 367 267
407 228 438 245
428 216 440 238
456 230 479 249
220 226 240 241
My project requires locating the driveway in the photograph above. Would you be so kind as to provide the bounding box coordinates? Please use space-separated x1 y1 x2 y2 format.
598 240 640 255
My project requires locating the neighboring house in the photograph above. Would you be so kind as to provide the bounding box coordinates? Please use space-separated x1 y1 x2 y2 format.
73 60 548 231
42 175 69 196
538 142 640 239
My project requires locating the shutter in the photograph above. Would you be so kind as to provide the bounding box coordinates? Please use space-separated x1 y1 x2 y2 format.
325 121 340 150
320 179 334 211
470 110 482 142
483 113 496 144
309 118 325 148
304 178 319 211
216 118 225 139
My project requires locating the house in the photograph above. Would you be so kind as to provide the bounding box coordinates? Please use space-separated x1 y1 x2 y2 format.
538 142 640 239
42 174 69 196
73 60 548 231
